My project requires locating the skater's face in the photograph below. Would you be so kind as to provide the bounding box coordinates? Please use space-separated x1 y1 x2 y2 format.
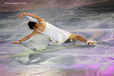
28 21 37 29
33 25 38 29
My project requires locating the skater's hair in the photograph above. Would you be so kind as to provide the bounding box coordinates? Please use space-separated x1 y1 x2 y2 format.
28 21 37 29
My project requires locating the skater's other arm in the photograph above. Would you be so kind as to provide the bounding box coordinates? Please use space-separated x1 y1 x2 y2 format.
18 12 46 23
12 29 39 44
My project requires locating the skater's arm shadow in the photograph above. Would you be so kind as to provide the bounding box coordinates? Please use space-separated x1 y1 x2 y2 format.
17 53 55 65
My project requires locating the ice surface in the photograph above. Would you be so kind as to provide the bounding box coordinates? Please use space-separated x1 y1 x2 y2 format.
0 6 114 76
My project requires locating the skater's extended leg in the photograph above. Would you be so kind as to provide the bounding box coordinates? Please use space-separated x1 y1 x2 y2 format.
68 33 96 45
68 33 87 42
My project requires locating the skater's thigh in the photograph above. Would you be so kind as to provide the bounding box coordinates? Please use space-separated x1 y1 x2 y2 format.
68 33 78 40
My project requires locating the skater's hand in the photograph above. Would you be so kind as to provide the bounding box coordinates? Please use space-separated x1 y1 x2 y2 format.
18 12 26 19
12 40 21 44
87 41 96 45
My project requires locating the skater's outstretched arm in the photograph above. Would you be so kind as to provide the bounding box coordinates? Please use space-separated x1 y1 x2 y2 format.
18 12 46 23
12 29 40 44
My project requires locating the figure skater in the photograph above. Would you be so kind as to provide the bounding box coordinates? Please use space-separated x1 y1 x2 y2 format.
12 12 96 45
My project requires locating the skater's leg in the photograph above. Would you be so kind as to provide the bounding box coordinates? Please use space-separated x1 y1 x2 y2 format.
68 33 87 42
68 33 96 45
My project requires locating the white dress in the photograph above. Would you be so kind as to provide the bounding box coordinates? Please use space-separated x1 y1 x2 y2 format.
26 16 71 45
42 22 71 45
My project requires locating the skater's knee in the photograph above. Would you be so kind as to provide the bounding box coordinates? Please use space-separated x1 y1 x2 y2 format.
76 35 82 39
